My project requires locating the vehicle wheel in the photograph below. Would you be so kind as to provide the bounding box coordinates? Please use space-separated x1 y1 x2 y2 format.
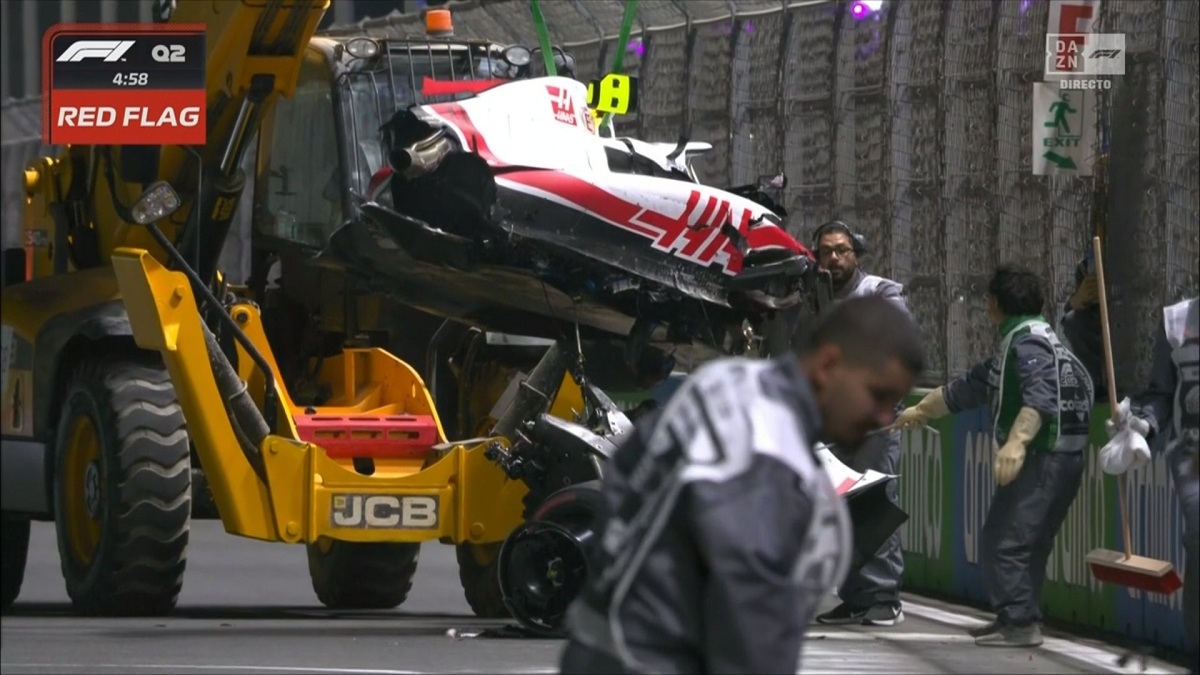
456 542 510 618
497 481 605 635
1 516 31 611
53 356 191 616
306 539 420 609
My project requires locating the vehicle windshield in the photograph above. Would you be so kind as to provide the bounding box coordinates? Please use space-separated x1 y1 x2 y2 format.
255 54 344 249
340 43 511 197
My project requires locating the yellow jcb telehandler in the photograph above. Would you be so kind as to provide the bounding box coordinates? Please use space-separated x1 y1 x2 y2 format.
1 0 632 635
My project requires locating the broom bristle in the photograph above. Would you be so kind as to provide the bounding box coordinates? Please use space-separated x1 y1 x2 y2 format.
1087 548 1183 594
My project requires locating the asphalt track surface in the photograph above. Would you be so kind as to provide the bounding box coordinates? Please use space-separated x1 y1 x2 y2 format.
1 521 1189 675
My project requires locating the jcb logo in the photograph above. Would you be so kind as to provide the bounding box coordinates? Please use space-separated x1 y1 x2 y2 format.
57 40 135 63
330 494 439 529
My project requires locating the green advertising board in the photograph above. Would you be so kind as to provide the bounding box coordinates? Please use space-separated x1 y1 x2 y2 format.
897 391 1188 653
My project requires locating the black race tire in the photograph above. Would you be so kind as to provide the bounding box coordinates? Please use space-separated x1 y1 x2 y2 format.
498 480 605 635
530 480 605 528
53 356 191 616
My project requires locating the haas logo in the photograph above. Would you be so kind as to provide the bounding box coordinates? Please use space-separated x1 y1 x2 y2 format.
547 85 578 126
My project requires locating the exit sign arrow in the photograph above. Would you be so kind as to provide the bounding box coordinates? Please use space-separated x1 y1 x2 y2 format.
1043 150 1078 170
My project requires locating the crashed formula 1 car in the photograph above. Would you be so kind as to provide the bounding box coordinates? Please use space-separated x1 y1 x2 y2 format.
256 36 869 634
330 69 823 377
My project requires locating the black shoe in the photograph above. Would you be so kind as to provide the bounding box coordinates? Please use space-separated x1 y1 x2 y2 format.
816 602 869 625
967 619 1002 638
975 623 1044 648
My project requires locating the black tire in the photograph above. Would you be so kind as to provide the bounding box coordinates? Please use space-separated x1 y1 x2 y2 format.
53 356 191 616
456 542 510 618
306 540 420 609
497 481 605 635
530 480 605 525
1 517 31 611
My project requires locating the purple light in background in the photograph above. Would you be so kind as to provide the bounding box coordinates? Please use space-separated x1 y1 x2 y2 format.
849 0 884 19
627 38 645 56
1020 0 1033 15
746 21 755 34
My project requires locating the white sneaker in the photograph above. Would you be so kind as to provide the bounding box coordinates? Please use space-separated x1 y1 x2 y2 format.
862 603 904 627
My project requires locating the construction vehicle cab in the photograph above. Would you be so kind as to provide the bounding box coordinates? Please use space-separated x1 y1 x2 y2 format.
255 36 525 250
246 25 610 421
254 7 585 250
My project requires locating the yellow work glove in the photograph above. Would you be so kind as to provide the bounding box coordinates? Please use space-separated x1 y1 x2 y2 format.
994 406 1043 487
893 386 950 429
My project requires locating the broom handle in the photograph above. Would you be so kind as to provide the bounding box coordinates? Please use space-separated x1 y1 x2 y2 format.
1117 473 1132 559
1092 236 1132 559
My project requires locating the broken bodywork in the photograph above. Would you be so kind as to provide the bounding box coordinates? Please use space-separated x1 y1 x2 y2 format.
323 69 821 374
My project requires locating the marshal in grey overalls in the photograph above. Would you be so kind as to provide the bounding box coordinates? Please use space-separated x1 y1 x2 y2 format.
828 270 909 610
944 316 1094 628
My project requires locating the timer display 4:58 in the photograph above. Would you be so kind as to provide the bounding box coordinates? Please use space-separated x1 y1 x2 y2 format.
112 72 149 86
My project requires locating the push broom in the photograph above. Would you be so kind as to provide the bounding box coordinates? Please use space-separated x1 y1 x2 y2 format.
1084 235 1182 594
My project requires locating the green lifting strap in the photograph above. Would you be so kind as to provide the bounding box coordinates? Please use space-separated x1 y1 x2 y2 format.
529 0 557 76
601 0 640 132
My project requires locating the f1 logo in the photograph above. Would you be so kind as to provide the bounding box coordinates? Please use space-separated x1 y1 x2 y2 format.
57 40 135 62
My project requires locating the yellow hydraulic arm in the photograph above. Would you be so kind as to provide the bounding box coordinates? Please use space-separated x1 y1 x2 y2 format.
111 248 527 545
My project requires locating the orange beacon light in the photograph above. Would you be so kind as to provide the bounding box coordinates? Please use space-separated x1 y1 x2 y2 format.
425 8 454 37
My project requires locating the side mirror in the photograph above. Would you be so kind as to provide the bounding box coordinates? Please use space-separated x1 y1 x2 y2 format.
131 181 181 225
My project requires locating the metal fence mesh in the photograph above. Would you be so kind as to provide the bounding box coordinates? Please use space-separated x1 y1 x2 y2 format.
782 3 839 234
889 0 945 384
729 11 787 187
637 26 688 144
2 0 1197 389
1 98 47 251
1162 1 1200 306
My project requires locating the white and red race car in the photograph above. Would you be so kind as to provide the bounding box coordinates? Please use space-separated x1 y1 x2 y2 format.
335 72 823 376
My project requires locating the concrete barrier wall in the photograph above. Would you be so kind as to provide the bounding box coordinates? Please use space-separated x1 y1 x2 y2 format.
899 391 1188 653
